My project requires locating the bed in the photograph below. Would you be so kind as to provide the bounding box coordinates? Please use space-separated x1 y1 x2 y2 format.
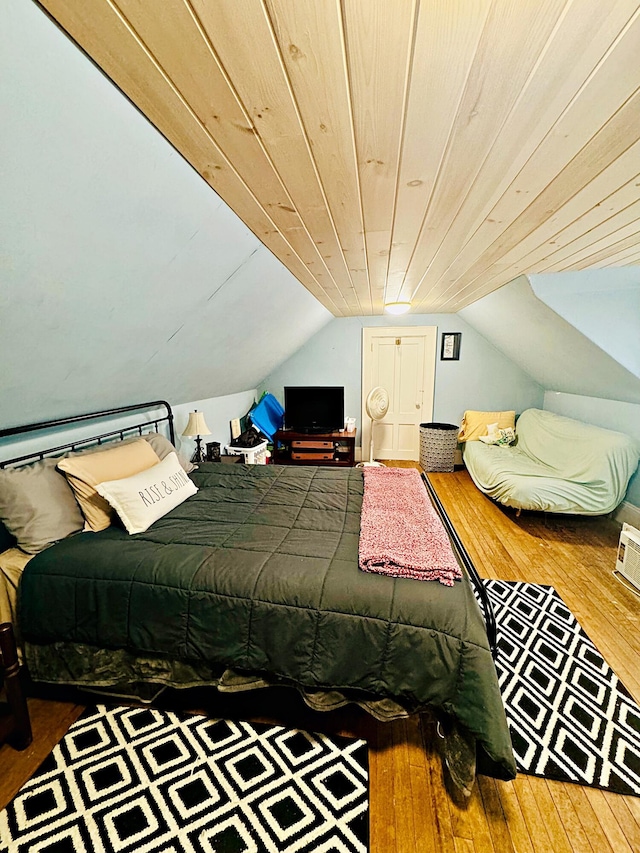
0 401 515 791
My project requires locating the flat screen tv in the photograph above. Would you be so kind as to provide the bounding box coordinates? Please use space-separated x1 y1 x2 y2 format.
284 386 344 433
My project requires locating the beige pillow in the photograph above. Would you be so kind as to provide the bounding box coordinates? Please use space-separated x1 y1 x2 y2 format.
96 452 197 534
58 439 160 531
0 458 85 553
458 410 516 442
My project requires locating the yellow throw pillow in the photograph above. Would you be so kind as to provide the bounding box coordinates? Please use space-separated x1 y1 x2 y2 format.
458 410 516 442
57 439 160 531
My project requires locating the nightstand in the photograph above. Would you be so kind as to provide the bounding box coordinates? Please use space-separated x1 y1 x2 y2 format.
0 622 32 750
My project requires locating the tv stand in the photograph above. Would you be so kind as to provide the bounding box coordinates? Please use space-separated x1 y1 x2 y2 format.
272 430 355 467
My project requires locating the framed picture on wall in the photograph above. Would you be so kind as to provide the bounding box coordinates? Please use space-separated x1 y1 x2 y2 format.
440 332 461 361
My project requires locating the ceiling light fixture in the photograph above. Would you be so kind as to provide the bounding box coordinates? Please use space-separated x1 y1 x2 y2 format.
384 301 411 315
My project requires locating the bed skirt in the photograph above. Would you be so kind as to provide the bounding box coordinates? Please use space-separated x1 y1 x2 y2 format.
25 639 480 794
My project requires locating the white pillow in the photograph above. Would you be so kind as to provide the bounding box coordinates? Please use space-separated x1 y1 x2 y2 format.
478 426 517 446
96 452 197 534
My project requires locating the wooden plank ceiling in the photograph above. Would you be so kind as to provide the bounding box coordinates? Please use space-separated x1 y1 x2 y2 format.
40 0 640 316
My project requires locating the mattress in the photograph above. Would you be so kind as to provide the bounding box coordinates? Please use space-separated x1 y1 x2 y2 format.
19 462 515 780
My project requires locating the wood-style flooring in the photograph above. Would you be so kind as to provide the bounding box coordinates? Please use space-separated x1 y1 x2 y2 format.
1 467 639 852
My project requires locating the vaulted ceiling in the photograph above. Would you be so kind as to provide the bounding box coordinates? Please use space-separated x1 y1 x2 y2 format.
40 0 640 316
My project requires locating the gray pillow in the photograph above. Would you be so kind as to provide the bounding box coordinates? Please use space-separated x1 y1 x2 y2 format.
0 458 85 554
68 431 194 472
139 432 196 473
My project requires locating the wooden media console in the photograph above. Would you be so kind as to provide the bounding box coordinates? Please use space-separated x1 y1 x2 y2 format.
272 430 356 467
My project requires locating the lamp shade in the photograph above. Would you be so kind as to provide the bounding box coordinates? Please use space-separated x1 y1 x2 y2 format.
182 411 211 437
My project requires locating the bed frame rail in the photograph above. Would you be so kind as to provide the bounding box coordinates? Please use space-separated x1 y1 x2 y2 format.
0 400 175 468
421 473 498 658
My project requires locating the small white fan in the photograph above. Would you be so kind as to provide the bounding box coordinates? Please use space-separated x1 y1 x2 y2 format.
358 386 389 468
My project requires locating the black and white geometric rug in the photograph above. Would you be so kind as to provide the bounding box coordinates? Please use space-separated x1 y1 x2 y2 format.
0 705 369 852
487 579 640 796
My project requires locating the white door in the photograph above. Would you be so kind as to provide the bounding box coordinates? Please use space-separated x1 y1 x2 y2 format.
362 327 437 461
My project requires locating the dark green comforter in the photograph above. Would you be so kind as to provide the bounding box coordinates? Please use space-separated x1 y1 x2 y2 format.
20 463 515 779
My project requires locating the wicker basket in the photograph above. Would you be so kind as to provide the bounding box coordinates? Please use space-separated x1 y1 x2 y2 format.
419 422 459 472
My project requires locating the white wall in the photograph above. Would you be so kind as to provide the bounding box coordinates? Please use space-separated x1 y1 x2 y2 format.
531 269 640 377
0 392 256 465
258 314 544 441
172 390 257 459
460 276 640 404
0 0 330 428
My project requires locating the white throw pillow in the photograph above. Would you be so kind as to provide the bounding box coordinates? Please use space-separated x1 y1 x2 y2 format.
478 426 517 446
96 452 197 534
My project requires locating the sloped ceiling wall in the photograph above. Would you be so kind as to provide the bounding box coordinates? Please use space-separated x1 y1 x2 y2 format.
459 275 640 404
530 269 640 378
0 0 330 428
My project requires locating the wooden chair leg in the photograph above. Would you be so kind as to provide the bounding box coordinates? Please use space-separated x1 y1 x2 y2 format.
0 622 32 750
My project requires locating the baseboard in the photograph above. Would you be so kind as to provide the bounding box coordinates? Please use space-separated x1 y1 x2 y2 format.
355 447 462 466
355 447 461 465
614 501 640 528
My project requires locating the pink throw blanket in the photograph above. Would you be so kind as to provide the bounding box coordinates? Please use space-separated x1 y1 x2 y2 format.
359 467 462 586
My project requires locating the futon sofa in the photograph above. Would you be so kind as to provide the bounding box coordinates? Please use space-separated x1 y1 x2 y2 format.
462 408 640 515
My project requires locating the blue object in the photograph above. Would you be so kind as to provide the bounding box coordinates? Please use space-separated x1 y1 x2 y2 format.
249 393 284 440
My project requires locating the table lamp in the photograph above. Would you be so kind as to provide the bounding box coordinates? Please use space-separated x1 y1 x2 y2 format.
182 410 211 463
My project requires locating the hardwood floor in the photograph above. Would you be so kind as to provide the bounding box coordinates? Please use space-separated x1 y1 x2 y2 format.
427 470 640 853
2 467 639 852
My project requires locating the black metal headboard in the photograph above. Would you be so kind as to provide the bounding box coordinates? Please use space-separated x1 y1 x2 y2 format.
0 401 175 469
